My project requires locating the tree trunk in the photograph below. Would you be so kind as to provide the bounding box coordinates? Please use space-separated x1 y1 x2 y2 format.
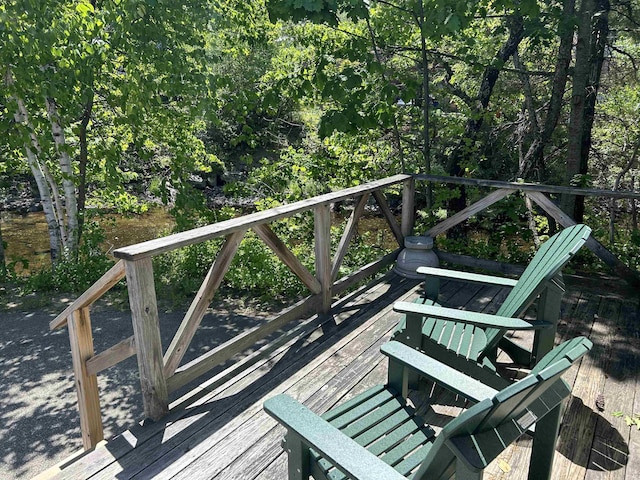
519 0 576 180
9 91 62 260
365 18 405 173
632 176 638 231
561 0 610 221
419 0 432 208
24 146 62 261
46 97 79 255
77 93 94 243
575 0 610 221
445 15 524 219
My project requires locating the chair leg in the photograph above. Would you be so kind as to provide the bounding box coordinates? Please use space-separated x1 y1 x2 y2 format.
286 432 310 480
396 312 424 390
532 279 563 366
528 402 563 480
387 358 409 398
424 277 440 301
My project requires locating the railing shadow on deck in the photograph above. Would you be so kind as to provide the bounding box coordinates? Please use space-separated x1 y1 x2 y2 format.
91 275 420 479
49 173 640 456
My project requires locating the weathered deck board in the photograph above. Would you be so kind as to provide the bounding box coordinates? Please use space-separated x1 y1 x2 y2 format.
48 272 639 480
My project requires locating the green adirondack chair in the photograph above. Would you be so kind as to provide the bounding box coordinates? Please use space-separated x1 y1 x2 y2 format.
264 336 592 480
391 224 591 389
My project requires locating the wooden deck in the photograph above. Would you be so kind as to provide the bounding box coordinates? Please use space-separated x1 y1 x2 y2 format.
44 271 640 480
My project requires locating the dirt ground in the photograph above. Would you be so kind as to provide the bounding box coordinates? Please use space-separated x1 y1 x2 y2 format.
0 293 273 479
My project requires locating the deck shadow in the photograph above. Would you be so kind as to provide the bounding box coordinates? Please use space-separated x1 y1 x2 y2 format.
556 396 628 472
100 277 420 479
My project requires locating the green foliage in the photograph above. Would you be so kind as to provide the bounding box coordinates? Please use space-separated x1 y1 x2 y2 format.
225 232 311 299
613 411 640 430
266 0 368 26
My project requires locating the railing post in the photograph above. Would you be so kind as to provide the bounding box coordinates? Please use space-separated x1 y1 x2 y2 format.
315 204 332 314
125 258 168 420
67 307 103 449
402 177 415 238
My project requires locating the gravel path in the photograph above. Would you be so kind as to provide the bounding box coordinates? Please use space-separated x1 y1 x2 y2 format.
0 296 271 479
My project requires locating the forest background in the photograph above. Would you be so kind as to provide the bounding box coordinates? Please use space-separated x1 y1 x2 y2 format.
1 0 640 304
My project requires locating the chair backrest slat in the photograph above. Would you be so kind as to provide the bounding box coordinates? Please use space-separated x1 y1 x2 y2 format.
482 224 591 352
413 337 593 480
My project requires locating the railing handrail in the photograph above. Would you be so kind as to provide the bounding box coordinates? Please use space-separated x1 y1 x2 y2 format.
113 174 411 261
49 260 126 330
417 174 640 200
52 172 640 452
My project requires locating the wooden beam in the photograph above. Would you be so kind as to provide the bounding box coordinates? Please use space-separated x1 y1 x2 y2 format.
401 177 415 237
434 250 526 276
527 191 640 289
163 230 246 377
125 258 168 421
331 194 369 282
253 224 321 294
372 190 404 246
86 335 136 376
416 174 640 200
113 175 410 261
426 188 513 238
67 308 103 449
50 260 126 330
333 249 401 296
314 204 332 314
166 295 322 392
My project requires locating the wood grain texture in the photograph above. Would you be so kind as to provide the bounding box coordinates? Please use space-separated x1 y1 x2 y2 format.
426 188 513 238
401 177 415 237
333 249 400 296
372 190 404 246
49 275 407 480
68 308 104 449
86 335 136 376
315 204 332 313
331 194 369 282
113 175 410 261
163 230 246 377
253 223 321 294
166 295 322 392
47 275 640 480
125 258 168 421
50 260 125 330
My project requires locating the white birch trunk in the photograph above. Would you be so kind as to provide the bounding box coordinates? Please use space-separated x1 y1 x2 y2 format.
46 97 79 254
6 71 64 261
40 158 68 246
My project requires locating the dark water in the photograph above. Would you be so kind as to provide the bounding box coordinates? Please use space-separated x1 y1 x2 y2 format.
1 208 175 273
1 207 399 274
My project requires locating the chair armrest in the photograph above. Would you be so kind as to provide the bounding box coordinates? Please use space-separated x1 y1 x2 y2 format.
393 302 553 330
264 394 407 480
416 266 519 287
381 341 498 402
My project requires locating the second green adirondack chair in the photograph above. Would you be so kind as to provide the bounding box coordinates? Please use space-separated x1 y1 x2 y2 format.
391 224 591 389
264 336 592 480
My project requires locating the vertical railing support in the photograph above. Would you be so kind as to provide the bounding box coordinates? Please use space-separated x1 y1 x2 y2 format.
402 177 415 238
315 204 332 314
68 307 103 449
125 258 168 420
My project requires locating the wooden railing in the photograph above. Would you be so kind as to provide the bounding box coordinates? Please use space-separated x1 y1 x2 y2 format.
49 174 415 449
51 173 640 449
